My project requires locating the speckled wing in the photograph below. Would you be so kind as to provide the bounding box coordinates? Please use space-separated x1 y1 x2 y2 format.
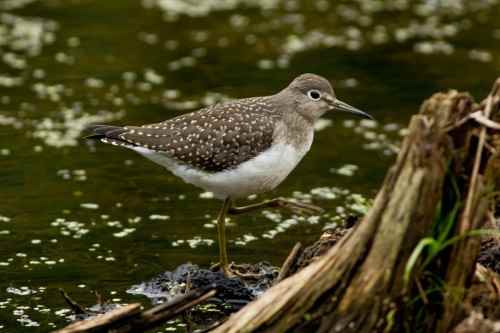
89 97 280 172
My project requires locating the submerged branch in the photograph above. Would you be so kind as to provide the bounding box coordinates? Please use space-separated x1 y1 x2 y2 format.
54 287 216 333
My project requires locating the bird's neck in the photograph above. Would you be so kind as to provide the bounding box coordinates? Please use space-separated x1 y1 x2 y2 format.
275 112 315 150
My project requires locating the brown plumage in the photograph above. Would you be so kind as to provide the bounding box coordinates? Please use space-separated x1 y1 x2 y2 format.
88 96 282 172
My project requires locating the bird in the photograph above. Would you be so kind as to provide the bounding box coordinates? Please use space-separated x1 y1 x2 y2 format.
86 73 373 277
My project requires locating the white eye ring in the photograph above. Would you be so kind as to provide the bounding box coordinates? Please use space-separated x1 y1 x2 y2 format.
307 89 321 101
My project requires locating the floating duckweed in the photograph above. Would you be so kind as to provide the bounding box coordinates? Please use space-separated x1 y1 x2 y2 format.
144 0 279 20
143 0 499 67
6 286 36 296
149 214 170 220
163 89 180 99
107 221 123 228
199 191 214 199
57 169 87 181
122 71 137 82
343 119 355 128
171 239 185 247
346 193 372 215
201 92 229 106
307 216 320 224
55 52 74 64
191 47 207 57
262 218 299 239
314 119 332 132
383 123 400 132
399 128 410 136
172 237 215 248
128 216 142 224
468 49 493 62
67 36 80 47
0 215 11 222
257 59 274 70
309 187 341 200
0 75 23 87
262 210 282 223
32 108 125 148
54 308 71 316
414 40 454 55
0 114 22 128
50 218 89 238
0 0 39 10
138 32 158 44
234 233 258 246
85 77 105 88
144 69 164 85
164 39 179 49
331 164 359 177
113 228 136 238
80 203 99 210
32 82 65 101
359 119 378 128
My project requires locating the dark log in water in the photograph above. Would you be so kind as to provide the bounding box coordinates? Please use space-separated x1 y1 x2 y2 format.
54 287 215 333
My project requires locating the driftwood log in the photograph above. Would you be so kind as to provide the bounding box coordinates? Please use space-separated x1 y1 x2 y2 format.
54 287 215 333
213 78 500 333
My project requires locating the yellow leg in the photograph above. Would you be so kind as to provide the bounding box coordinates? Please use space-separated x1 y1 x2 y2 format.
216 197 232 276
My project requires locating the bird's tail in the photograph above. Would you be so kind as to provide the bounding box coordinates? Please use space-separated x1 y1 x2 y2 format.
85 124 132 147
85 124 124 139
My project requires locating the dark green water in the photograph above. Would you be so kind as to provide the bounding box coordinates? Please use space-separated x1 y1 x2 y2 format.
0 0 499 331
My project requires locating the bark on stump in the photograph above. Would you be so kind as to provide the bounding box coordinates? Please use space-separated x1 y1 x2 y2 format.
213 78 500 333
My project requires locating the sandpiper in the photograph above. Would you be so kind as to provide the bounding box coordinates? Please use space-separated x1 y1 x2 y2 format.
87 73 372 276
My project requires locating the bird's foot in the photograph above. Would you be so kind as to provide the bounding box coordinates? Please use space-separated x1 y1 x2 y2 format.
274 198 324 216
227 263 265 279
210 262 266 279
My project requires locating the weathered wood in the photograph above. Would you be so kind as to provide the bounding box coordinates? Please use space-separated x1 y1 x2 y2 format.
213 78 500 333
53 288 216 333
437 80 500 333
59 289 87 315
450 263 500 333
275 242 302 283
55 304 143 333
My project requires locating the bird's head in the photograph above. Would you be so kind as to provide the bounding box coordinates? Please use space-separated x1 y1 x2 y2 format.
284 73 373 122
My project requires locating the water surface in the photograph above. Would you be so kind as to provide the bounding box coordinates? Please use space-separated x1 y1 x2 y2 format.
0 0 499 331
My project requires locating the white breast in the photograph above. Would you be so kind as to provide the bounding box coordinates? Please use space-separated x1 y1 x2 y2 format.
131 130 314 199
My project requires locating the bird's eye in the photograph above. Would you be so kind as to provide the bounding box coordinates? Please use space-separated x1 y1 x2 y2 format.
307 89 321 101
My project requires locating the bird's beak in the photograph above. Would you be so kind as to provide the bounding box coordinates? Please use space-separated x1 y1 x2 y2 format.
325 95 373 120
